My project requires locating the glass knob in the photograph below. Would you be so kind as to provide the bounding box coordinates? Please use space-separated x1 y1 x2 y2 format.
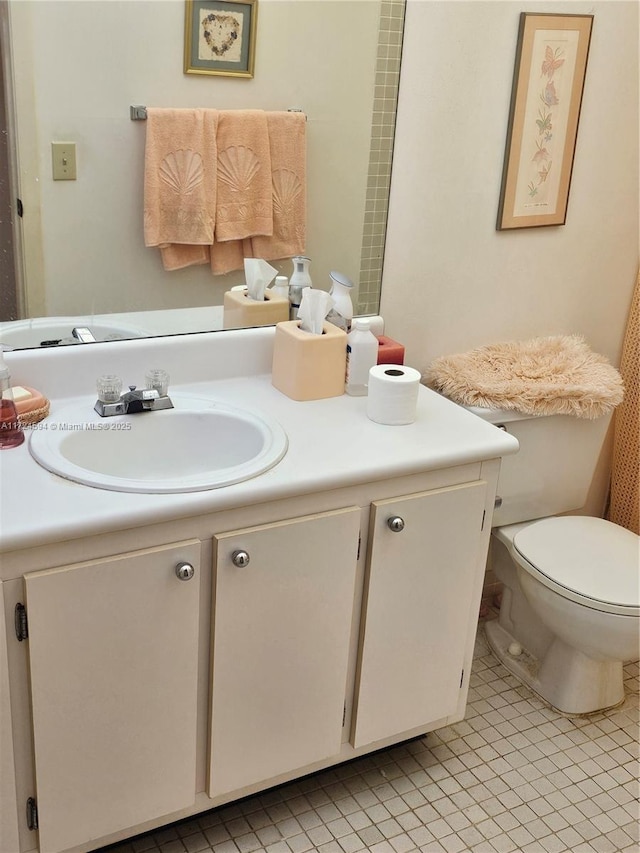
96 374 122 403
145 368 170 396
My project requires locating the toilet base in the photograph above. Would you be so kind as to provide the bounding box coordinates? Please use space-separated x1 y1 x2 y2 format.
484 619 626 716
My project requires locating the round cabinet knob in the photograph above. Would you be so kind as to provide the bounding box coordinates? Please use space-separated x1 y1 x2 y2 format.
232 550 250 568
387 516 405 533
175 562 195 581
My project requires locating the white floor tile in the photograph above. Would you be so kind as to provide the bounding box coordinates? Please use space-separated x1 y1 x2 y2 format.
98 623 638 853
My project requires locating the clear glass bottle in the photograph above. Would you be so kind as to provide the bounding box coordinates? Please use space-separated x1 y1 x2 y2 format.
345 318 379 396
289 256 312 320
0 350 25 449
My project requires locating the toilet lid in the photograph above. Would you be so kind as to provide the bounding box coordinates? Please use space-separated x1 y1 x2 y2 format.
513 516 640 614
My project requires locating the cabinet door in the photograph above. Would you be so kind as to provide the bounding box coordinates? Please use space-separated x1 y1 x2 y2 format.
210 507 360 797
352 481 487 748
24 540 201 853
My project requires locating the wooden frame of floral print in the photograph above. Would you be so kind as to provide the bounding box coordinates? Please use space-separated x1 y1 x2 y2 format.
184 0 257 78
497 13 593 230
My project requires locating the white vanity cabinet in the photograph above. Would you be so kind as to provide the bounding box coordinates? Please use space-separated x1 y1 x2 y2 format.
2 461 502 853
0 319 519 853
352 481 488 747
209 507 361 796
21 540 202 853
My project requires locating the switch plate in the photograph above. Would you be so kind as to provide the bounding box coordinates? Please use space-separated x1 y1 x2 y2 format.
51 142 77 180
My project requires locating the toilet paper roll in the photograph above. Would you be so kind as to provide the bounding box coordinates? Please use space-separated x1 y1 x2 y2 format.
366 364 422 425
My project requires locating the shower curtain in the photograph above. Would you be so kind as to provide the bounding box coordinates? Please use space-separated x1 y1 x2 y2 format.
607 269 639 534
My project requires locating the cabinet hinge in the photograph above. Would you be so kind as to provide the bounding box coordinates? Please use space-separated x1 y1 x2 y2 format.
26 797 38 831
460 669 465 688
15 603 28 642
16 197 23 218
481 510 486 531
357 533 361 561
342 701 347 727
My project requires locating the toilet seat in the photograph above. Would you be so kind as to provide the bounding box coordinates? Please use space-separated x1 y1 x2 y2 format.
512 516 640 616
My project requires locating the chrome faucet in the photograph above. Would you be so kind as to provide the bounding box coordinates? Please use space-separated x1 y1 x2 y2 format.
72 326 97 343
94 385 174 417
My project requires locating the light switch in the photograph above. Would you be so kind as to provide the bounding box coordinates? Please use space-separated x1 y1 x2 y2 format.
51 142 77 180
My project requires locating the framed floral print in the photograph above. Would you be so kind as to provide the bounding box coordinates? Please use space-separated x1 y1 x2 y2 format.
497 13 593 230
184 0 257 78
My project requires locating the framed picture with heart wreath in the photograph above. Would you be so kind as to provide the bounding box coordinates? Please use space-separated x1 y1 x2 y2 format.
184 0 257 78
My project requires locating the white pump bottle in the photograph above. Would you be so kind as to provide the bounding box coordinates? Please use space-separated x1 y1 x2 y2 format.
345 318 378 396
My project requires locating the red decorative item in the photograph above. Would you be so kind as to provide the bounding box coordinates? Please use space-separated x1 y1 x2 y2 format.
376 335 405 365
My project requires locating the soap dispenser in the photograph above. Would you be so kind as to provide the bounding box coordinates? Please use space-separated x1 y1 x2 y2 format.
289 256 312 320
0 350 25 448
327 270 354 331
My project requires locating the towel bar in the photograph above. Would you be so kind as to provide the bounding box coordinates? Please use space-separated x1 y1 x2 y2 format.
130 105 306 121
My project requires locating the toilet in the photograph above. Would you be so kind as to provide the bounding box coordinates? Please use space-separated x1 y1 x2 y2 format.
467 405 639 715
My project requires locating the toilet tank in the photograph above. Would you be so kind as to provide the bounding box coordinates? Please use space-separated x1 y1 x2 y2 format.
466 406 612 527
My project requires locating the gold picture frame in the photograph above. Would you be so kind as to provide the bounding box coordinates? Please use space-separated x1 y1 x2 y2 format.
184 0 257 78
497 13 593 230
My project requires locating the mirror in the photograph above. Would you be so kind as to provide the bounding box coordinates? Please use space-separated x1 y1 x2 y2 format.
0 0 404 349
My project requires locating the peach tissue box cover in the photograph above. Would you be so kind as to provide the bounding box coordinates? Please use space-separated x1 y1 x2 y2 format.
272 321 347 402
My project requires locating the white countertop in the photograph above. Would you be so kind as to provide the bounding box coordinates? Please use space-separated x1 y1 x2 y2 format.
0 328 519 553
0 377 517 554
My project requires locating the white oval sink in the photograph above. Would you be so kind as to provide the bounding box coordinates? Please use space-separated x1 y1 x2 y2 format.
29 395 288 493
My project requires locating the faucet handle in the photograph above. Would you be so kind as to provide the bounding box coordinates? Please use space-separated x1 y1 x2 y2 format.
145 369 170 396
97 375 123 403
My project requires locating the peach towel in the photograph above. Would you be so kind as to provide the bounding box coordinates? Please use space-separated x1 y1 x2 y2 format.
144 109 306 275
210 109 272 274
209 238 252 276
144 108 218 270
159 243 210 271
251 111 306 261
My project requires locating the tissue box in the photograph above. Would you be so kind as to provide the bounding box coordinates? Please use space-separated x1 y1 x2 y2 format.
272 321 347 401
223 289 290 330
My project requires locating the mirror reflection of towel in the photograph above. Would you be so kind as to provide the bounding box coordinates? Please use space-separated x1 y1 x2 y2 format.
251 111 307 263
144 108 307 274
214 110 273 241
210 110 272 275
211 111 307 274
143 108 218 271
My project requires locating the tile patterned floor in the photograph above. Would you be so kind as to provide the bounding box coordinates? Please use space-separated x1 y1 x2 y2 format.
103 624 639 853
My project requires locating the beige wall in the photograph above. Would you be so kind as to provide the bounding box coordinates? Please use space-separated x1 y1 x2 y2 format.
381 0 639 371
10 0 380 317
381 0 638 517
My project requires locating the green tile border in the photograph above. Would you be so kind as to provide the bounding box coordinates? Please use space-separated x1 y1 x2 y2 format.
356 0 406 316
